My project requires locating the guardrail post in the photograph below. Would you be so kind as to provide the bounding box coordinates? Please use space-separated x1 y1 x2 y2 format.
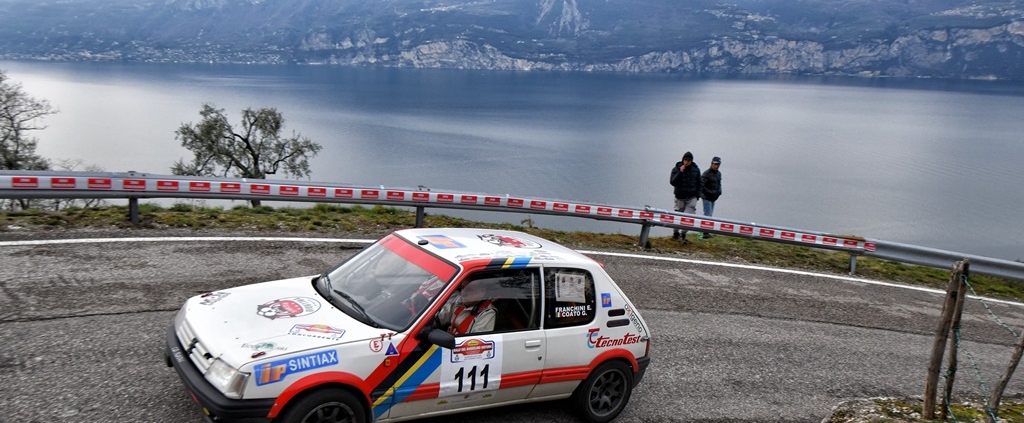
638 222 651 249
129 197 139 225
848 253 858 275
415 206 425 228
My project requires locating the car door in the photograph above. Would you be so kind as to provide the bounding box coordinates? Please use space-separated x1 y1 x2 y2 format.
385 267 545 419
528 266 599 399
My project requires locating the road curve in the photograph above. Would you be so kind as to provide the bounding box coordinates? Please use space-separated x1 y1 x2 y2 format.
2 230 1024 423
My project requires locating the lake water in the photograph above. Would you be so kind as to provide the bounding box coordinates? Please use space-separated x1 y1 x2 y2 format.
3 60 1024 261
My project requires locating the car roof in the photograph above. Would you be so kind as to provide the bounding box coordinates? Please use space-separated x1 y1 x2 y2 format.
392 227 596 267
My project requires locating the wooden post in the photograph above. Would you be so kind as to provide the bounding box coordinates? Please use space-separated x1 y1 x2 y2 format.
941 260 969 419
924 260 966 419
991 331 1024 423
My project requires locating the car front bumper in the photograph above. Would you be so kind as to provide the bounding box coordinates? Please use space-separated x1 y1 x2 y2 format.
165 324 276 422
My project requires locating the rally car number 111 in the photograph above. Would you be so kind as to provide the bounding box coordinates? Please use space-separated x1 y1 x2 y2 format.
165 228 652 423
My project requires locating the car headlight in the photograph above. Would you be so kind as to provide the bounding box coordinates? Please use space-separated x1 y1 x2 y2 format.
206 358 250 399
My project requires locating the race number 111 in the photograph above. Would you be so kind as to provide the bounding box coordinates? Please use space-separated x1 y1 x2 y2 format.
454 364 489 392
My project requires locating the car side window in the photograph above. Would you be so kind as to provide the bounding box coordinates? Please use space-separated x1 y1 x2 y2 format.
435 268 542 335
542 268 596 328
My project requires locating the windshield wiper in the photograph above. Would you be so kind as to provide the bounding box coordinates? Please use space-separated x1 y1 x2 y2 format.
332 289 379 328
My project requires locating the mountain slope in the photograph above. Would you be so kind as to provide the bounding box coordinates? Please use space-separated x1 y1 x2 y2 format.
0 0 1022 79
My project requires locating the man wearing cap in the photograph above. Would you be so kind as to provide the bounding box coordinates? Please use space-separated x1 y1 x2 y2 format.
670 151 702 243
700 156 723 239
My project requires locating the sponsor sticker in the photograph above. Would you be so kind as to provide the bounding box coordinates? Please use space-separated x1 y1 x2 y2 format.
123 179 146 190
451 338 495 362
586 329 643 349
189 181 211 192
250 184 271 195
157 180 179 191
601 293 612 308
335 188 353 198
220 182 241 193
255 350 339 386
51 177 76 189
199 291 230 306
280 186 299 196
289 324 345 340
88 178 112 189
478 234 541 249
13 177 38 188
257 297 321 320
242 342 287 352
420 235 466 249
307 187 326 197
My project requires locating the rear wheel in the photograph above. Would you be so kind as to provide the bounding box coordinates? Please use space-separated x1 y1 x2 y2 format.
274 388 366 423
571 361 634 423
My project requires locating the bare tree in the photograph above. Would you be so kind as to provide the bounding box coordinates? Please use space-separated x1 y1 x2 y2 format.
0 69 57 210
172 104 322 207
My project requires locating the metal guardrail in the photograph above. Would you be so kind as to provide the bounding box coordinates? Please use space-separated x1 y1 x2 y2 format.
2 170 1022 281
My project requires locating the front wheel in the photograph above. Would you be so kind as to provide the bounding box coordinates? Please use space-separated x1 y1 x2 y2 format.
571 361 634 423
274 388 366 423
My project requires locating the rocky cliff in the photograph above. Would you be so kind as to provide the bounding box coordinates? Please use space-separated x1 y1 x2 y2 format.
0 0 1021 80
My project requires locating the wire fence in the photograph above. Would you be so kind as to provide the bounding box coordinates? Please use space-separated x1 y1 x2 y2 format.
927 260 1024 422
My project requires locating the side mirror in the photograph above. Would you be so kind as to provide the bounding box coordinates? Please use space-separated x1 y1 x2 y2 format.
419 328 456 349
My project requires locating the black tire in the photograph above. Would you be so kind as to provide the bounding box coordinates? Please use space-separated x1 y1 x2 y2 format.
274 388 367 423
571 361 634 423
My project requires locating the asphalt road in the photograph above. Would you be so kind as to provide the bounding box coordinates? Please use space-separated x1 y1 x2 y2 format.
2 229 1024 423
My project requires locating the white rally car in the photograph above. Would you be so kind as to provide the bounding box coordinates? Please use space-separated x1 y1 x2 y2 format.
166 228 652 423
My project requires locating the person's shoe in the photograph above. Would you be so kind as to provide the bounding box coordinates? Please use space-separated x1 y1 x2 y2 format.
702 233 713 239
672 231 680 240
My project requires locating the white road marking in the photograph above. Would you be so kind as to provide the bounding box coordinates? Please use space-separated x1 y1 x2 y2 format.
1 236 1019 307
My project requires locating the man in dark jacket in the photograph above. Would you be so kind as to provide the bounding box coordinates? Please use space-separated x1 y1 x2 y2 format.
670 151 702 243
700 156 723 239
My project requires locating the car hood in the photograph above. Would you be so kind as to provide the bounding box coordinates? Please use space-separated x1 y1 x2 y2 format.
182 276 386 367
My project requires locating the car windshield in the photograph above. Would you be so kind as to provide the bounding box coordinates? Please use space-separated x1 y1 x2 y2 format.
323 235 457 331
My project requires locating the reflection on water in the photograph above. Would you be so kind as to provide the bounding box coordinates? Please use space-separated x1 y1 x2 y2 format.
3 60 1024 261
